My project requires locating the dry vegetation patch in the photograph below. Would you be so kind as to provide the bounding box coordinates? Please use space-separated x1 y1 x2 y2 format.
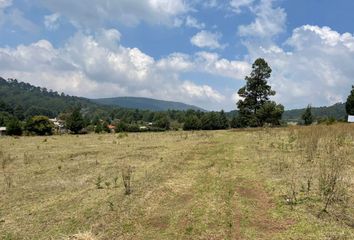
0 125 353 239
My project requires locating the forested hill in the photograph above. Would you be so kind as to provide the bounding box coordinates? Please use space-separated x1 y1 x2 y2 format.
227 103 347 121
91 97 205 112
0 77 97 118
282 103 346 121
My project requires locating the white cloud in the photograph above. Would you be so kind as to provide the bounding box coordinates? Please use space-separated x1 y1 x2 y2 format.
191 30 225 49
238 0 286 38
181 81 225 102
195 51 250 79
38 0 190 28
245 25 354 108
0 1 38 32
44 13 61 31
230 0 254 13
0 0 12 9
0 29 236 109
185 16 205 29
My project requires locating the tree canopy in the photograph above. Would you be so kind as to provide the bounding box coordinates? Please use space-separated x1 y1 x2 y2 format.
302 105 314 125
236 58 283 127
346 85 354 115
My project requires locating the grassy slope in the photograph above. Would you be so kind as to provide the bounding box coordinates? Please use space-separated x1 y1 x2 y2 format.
0 126 353 239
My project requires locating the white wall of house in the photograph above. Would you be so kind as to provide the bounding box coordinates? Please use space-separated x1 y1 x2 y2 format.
348 115 354 123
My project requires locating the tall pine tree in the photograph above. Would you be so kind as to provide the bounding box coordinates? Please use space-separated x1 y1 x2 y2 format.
236 58 283 127
346 85 354 115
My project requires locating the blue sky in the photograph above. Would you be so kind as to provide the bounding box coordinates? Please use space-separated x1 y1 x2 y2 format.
0 0 354 111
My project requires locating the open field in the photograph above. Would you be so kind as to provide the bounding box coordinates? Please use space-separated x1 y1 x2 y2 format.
1 124 354 240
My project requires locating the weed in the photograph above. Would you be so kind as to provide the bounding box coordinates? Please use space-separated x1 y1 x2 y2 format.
113 177 119 188
122 165 133 195
95 175 103 189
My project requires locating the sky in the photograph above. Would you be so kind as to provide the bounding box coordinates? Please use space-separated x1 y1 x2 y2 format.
0 0 354 111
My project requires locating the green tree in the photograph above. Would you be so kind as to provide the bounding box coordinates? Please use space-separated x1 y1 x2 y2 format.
346 85 354 115
236 58 282 127
115 121 128 132
219 110 230 129
302 105 314 125
6 118 23 136
66 108 84 134
183 115 201 130
26 116 53 136
230 115 240 128
257 101 284 126
154 113 170 130
95 122 103 133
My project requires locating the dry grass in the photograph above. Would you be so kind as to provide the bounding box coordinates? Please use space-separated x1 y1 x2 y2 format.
63 231 97 240
0 124 353 239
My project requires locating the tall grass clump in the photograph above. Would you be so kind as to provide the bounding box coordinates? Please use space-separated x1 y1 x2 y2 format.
122 165 133 195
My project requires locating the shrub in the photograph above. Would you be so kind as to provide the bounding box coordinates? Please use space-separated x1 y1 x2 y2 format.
25 115 53 136
6 118 22 136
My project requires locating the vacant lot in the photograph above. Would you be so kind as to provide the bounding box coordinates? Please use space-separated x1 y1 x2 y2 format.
1 125 354 239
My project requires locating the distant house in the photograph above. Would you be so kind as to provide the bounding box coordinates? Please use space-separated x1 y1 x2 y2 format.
0 127 6 136
49 118 66 134
108 125 116 133
348 115 354 123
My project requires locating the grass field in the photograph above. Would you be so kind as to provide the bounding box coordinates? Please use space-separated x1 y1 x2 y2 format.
1 124 354 239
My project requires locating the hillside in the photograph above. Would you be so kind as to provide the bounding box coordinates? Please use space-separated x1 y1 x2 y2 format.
282 103 347 121
0 77 98 118
227 103 347 122
92 97 205 112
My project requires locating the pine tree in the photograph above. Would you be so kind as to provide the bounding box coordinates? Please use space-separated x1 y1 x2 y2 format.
66 107 84 134
236 58 283 127
6 118 22 136
346 85 354 115
302 105 314 125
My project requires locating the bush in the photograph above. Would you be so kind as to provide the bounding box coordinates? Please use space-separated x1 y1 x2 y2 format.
25 116 53 136
66 107 84 134
6 118 22 136
183 115 201 130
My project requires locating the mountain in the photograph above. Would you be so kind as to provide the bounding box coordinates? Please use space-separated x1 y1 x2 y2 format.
0 77 100 118
227 103 347 122
91 97 206 112
282 103 346 121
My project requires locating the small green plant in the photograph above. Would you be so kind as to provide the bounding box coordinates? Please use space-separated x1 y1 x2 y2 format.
95 175 103 189
122 165 133 195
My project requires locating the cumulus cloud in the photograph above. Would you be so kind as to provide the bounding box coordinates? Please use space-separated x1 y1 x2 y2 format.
245 25 354 108
195 51 250 79
0 29 248 109
38 0 190 28
185 16 205 29
181 81 225 102
238 0 286 38
191 30 226 49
